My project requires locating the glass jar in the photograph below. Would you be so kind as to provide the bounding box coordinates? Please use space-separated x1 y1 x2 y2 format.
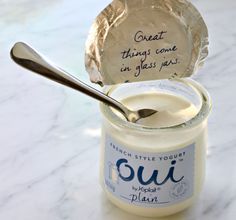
99 78 211 217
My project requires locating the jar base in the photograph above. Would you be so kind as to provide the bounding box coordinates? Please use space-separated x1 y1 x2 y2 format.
103 189 196 218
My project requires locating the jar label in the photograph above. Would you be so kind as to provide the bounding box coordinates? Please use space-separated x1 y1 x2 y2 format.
104 134 195 207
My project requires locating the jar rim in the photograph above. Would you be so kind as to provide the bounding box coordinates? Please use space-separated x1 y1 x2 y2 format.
100 78 212 132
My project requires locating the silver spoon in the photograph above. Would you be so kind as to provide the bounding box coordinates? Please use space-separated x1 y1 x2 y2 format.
10 42 157 123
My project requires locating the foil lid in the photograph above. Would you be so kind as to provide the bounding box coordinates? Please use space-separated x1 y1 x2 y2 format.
85 0 208 86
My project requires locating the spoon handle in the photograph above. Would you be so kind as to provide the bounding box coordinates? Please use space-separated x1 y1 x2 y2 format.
10 42 127 115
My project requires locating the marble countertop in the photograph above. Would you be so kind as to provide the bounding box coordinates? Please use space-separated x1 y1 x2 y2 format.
0 0 236 219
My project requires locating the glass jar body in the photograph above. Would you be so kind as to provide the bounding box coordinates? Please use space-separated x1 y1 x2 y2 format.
99 79 211 217
100 120 207 217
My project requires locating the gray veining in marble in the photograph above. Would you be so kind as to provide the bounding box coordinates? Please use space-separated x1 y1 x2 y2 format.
0 0 236 219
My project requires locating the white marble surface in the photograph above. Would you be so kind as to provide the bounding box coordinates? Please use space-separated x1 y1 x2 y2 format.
0 0 236 219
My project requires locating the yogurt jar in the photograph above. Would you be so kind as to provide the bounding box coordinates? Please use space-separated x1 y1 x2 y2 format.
99 78 211 217
85 0 211 217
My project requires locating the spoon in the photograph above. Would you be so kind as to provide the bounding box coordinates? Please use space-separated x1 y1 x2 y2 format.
10 42 157 123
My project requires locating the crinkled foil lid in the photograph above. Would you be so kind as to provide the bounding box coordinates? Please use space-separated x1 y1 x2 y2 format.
85 0 208 86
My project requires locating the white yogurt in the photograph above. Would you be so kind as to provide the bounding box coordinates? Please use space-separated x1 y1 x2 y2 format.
121 93 198 128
